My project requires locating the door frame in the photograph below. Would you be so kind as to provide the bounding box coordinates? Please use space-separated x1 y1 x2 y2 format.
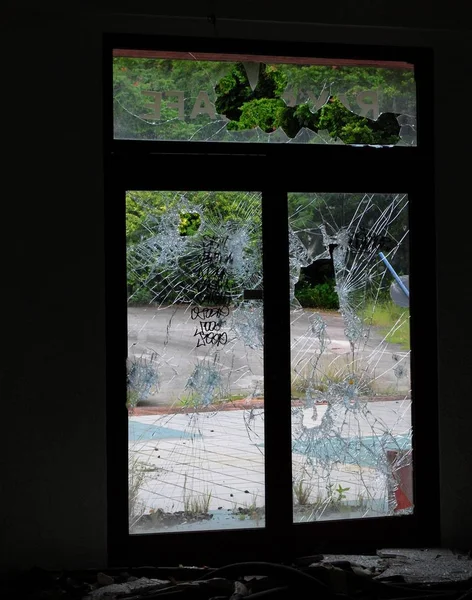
105 36 438 566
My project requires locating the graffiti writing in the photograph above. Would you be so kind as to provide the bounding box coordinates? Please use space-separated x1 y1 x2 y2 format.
193 321 228 347
191 306 230 321
194 237 233 305
191 236 232 347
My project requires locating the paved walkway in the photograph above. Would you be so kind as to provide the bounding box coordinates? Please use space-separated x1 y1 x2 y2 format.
130 399 411 524
128 306 410 407
128 306 411 531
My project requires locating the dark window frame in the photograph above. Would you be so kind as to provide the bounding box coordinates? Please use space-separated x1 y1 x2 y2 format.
105 35 438 566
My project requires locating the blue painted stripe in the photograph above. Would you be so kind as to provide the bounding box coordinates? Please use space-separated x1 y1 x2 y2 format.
128 420 201 442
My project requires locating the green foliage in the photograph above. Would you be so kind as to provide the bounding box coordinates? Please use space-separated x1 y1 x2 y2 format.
114 57 413 144
296 280 339 310
277 103 317 137
182 475 212 515
127 285 154 305
183 492 212 515
288 192 409 278
233 493 261 520
126 190 260 244
277 63 414 103
316 98 400 145
364 300 410 350
214 62 405 144
293 479 312 505
126 190 262 305
126 389 140 412
327 483 351 505
228 97 286 132
292 355 373 398
126 190 166 242
178 212 201 236
129 456 149 527
215 63 287 124
114 57 228 140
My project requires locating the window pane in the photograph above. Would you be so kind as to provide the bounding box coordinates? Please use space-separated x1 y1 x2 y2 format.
114 51 416 146
289 193 412 521
127 191 265 533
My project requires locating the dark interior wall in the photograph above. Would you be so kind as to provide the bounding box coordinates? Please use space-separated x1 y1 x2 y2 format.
433 35 472 549
1 2 471 571
0 9 107 570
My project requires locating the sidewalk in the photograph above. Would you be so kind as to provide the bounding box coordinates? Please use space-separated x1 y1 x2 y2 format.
129 399 411 528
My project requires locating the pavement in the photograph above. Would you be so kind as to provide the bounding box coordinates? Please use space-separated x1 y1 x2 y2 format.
130 399 411 531
128 305 410 406
128 305 411 532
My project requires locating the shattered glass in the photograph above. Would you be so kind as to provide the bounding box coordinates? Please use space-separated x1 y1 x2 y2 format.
127 189 412 533
127 191 265 533
289 193 411 521
114 52 416 146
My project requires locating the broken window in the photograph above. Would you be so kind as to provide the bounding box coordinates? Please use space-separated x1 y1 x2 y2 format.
108 39 436 557
289 193 411 521
127 191 265 533
113 51 416 146
127 190 411 533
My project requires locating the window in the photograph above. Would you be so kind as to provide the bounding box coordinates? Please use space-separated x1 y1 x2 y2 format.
106 36 438 565
113 50 416 146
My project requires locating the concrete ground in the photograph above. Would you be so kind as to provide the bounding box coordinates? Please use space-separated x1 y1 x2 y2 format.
128 305 410 406
128 305 411 532
130 399 411 530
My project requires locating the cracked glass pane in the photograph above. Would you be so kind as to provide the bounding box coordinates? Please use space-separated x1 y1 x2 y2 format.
127 191 265 533
114 51 416 146
289 193 411 521
126 189 412 532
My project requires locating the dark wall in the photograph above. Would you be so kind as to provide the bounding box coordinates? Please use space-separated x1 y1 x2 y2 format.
1 2 471 570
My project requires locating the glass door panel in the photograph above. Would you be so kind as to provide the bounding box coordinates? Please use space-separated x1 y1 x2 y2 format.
288 193 412 522
126 191 265 533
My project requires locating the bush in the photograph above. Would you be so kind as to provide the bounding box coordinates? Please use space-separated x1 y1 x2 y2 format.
128 286 154 305
295 280 339 310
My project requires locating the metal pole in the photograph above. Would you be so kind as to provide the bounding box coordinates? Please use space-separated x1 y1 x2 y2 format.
379 251 409 299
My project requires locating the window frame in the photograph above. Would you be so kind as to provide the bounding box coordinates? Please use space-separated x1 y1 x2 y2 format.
105 35 438 566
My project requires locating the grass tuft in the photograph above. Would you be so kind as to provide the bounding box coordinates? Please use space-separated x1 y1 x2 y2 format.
364 301 410 350
293 479 312 505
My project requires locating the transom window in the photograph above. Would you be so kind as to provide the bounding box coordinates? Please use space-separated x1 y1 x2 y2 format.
113 50 416 146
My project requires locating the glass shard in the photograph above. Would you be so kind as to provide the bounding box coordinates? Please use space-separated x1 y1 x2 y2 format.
289 193 412 521
114 52 416 147
126 189 412 533
127 191 265 533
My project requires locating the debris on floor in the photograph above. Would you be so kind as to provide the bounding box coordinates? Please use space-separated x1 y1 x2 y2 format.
3 550 472 600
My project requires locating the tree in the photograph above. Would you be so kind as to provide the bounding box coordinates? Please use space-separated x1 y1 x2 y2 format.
214 63 410 144
114 56 415 144
125 191 263 304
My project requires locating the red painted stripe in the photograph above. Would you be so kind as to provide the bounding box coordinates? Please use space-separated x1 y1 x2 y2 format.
113 48 413 70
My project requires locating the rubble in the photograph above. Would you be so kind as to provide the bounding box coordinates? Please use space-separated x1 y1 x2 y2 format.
3 551 472 600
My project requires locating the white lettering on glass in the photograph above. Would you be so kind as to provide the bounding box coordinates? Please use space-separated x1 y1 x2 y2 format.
141 91 162 120
190 91 216 119
338 93 352 111
306 89 330 112
356 90 379 120
140 89 381 121
281 89 297 107
165 90 185 119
